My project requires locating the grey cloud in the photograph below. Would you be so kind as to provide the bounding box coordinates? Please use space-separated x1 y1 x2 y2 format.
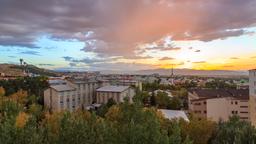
38 63 55 66
0 0 256 58
195 50 201 52
19 50 41 56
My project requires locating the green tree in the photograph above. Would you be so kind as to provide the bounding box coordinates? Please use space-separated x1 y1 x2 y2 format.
180 116 216 144
212 116 256 144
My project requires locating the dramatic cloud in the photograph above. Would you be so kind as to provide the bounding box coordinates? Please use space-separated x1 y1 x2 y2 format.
194 50 201 52
0 0 256 59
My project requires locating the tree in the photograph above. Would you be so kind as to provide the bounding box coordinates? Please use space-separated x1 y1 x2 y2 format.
155 91 170 108
167 97 182 110
211 116 256 144
180 116 216 144
0 87 5 97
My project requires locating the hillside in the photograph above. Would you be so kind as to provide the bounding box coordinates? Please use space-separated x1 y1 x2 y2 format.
135 68 248 77
0 64 60 77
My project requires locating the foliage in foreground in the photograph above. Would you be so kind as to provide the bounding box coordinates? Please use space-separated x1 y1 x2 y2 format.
1 86 256 144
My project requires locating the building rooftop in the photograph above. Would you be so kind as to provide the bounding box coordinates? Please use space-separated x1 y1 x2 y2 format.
159 109 189 122
189 89 249 101
51 84 76 92
97 85 129 92
49 79 67 85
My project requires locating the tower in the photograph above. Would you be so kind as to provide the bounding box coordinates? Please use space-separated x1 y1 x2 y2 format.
170 64 174 85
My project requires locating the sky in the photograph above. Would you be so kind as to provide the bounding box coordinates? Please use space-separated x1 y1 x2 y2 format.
0 0 255 71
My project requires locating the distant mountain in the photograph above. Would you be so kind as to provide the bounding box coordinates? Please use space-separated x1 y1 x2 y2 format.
135 68 248 77
0 64 60 77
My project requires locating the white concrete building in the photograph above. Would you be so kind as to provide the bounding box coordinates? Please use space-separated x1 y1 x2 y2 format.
44 77 140 111
44 84 78 111
44 79 101 111
188 89 249 122
96 86 135 104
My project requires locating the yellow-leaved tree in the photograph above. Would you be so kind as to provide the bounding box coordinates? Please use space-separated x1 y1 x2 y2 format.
15 112 29 128
10 90 28 105
0 87 5 97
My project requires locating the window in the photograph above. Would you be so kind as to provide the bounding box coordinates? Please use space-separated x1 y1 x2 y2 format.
240 111 248 114
231 101 233 104
60 103 64 109
66 98 69 102
195 102 201 105
240 106 248 108
204 111 207 114
240 117 248 120
194 110 201 114
203 101 206 105
254 81 256 86
235 101 238 105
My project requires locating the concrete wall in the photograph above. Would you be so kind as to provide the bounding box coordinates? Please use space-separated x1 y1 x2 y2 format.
207 97 249 122
249 70 256 125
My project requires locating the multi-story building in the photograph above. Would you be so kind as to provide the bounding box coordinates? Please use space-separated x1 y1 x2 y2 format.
44 78 101 111
188 89 249 122
249 69 256 125
96 86 135 104
44 78 138 111
44 84 77 111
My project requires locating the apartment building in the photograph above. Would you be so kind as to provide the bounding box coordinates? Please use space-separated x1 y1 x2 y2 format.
96 85 135 104
44 78 101 111
249 69 256 125
188 89 249 122
44 78 138 111
44 84 77 111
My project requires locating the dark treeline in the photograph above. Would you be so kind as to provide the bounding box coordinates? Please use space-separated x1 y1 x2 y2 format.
0 76 49 104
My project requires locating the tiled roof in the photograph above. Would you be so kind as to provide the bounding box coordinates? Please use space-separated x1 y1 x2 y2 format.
97 86 129 92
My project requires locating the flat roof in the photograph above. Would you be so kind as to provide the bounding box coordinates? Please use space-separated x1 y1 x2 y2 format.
159 109 189 122
97 85 129 92
51 84 76 92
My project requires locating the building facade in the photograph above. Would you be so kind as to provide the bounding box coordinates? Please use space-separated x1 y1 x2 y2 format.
44 78 138 111
96 86 135 104
188 89 249 122
249 69 256 125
